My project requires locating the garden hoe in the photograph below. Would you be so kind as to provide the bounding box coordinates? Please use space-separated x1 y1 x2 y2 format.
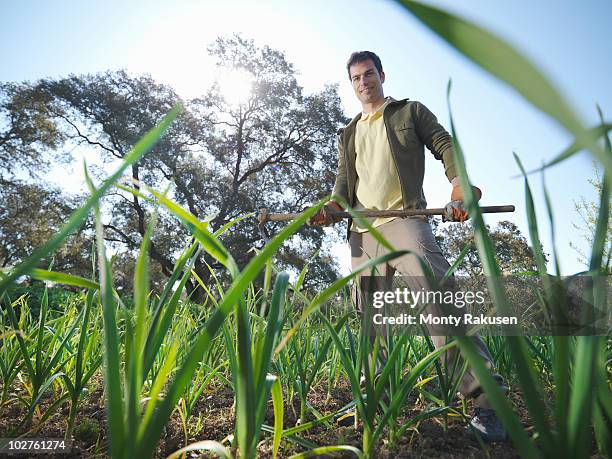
256 204 515 242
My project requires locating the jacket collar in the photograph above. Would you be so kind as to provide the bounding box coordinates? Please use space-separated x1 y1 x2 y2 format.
337 97 410 135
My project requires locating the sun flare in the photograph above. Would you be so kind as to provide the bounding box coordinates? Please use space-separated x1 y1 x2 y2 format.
215 68 254 107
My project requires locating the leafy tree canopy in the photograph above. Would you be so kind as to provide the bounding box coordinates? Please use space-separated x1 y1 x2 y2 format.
0 35 349 298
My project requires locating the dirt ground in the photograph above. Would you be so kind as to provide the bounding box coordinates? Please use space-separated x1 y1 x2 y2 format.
0 375 532 458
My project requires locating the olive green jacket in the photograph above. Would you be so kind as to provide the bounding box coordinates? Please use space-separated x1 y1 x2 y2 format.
332 98 457 233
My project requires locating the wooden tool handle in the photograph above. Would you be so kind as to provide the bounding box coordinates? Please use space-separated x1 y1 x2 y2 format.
257 205 515 222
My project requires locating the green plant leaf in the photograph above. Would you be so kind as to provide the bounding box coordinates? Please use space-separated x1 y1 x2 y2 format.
395 0 611 175
137 199 329 457
86 165 125 457
289 445 363 459
23 269 100 290
446 82 548 458
165 441 232 459
271 376 284 459
517 123 612 176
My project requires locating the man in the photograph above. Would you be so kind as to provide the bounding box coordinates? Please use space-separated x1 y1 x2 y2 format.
310 51 508 442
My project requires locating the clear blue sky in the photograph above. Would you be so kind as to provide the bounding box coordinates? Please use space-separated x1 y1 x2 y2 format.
2 0 610 275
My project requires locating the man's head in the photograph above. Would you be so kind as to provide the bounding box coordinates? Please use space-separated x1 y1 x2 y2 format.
346 51 385 108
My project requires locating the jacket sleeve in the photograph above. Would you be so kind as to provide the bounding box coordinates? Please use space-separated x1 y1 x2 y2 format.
331 130 349 202
413 101 457 182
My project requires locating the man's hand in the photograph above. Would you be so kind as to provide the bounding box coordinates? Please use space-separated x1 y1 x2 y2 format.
308 201 343 226
443 183 482 222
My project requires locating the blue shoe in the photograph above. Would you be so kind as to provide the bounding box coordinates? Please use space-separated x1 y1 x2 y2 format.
335 408 357 427
468 407 507 442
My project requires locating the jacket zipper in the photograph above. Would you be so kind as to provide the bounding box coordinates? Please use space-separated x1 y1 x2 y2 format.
383 107 407 210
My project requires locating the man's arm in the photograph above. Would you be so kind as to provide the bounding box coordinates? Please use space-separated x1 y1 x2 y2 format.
413 101 457 182
414 102 483 222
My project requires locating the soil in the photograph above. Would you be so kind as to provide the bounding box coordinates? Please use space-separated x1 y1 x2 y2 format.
0 374 534 459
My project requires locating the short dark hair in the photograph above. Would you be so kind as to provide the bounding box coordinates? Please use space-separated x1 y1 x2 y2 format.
346 51 383 80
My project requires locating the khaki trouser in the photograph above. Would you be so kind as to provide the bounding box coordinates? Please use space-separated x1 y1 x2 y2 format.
349 216 506 408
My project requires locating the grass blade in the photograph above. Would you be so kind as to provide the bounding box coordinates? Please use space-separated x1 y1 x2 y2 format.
445 82 546 458
254 273 288 397
165 441 232 459
289 445 363 458
271 376 284 459
18 269 100 290
567 110 610 457
137 199 329 457
86 165 125 458
518 123 612 176
395 0 611 175
125 210 156 456
276 250 409 354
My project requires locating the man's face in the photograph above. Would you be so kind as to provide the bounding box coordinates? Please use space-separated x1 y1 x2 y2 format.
349 59 385 105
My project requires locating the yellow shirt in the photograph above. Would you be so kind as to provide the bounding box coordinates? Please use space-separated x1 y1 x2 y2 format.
351 98 403 232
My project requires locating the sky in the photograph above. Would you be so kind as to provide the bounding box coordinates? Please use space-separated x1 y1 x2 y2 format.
1 0 610 275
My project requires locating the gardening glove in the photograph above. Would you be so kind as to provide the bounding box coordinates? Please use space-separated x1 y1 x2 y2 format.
307 201 343 226
443 200 469 222
443 185 482 222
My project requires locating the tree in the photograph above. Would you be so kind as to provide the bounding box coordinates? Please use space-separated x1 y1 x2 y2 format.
570 163 611 273
435 220 544 276
433 220 547 325
0 35 348 298
0 82 67 185
198 35 348 289
0 83 95 282
0 181 93 275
